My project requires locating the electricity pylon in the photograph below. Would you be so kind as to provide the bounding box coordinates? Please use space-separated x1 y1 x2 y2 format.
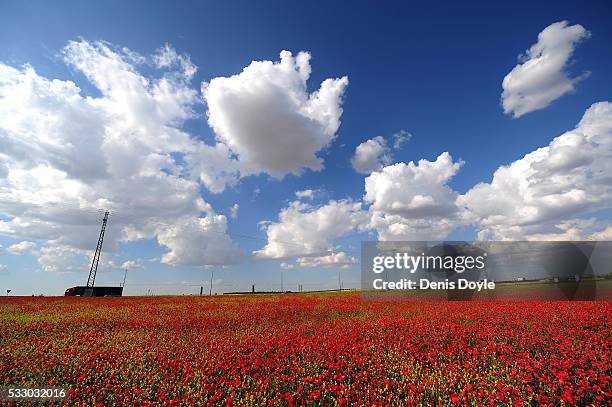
86 211 109 287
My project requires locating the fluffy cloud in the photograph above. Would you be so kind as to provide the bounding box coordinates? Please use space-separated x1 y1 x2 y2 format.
364 103 612 242
364 152 466 240
203 50 348 177
156 215 242 266
0 264 7 273
296 252 356 268
461 102 612 240
501 21 590 117
351 136 391 174
7 241 36 255
37 245 89 273
261 152 466 257
352 130 412 174
365 152 463 217
254 200 367 259
0 40 241 270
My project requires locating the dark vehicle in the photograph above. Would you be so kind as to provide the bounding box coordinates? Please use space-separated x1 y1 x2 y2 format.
65 286 123 297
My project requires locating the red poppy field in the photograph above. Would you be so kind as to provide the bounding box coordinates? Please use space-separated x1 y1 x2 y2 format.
1 292 610 406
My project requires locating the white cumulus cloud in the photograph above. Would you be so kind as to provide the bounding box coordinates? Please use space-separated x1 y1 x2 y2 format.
254 200 367 259
501 21 590 118
203 50 348 178
364 152 466 240
351 136 391 174
461 101 612 240
352 130 412 174
296 252 356 268
156 215 242 266
37 245 89 273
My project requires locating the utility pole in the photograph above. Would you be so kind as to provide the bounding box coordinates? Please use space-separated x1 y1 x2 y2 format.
338 269 341 291
86 211 109 287
122 268 128 288
209 269 214 296
281 270 284 292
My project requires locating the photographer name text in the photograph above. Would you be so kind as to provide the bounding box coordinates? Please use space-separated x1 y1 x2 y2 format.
370 252 495 291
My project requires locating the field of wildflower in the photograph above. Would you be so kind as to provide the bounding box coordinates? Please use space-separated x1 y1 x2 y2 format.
1 292 610 406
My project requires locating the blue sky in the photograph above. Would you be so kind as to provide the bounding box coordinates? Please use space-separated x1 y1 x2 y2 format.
0 0 611 295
